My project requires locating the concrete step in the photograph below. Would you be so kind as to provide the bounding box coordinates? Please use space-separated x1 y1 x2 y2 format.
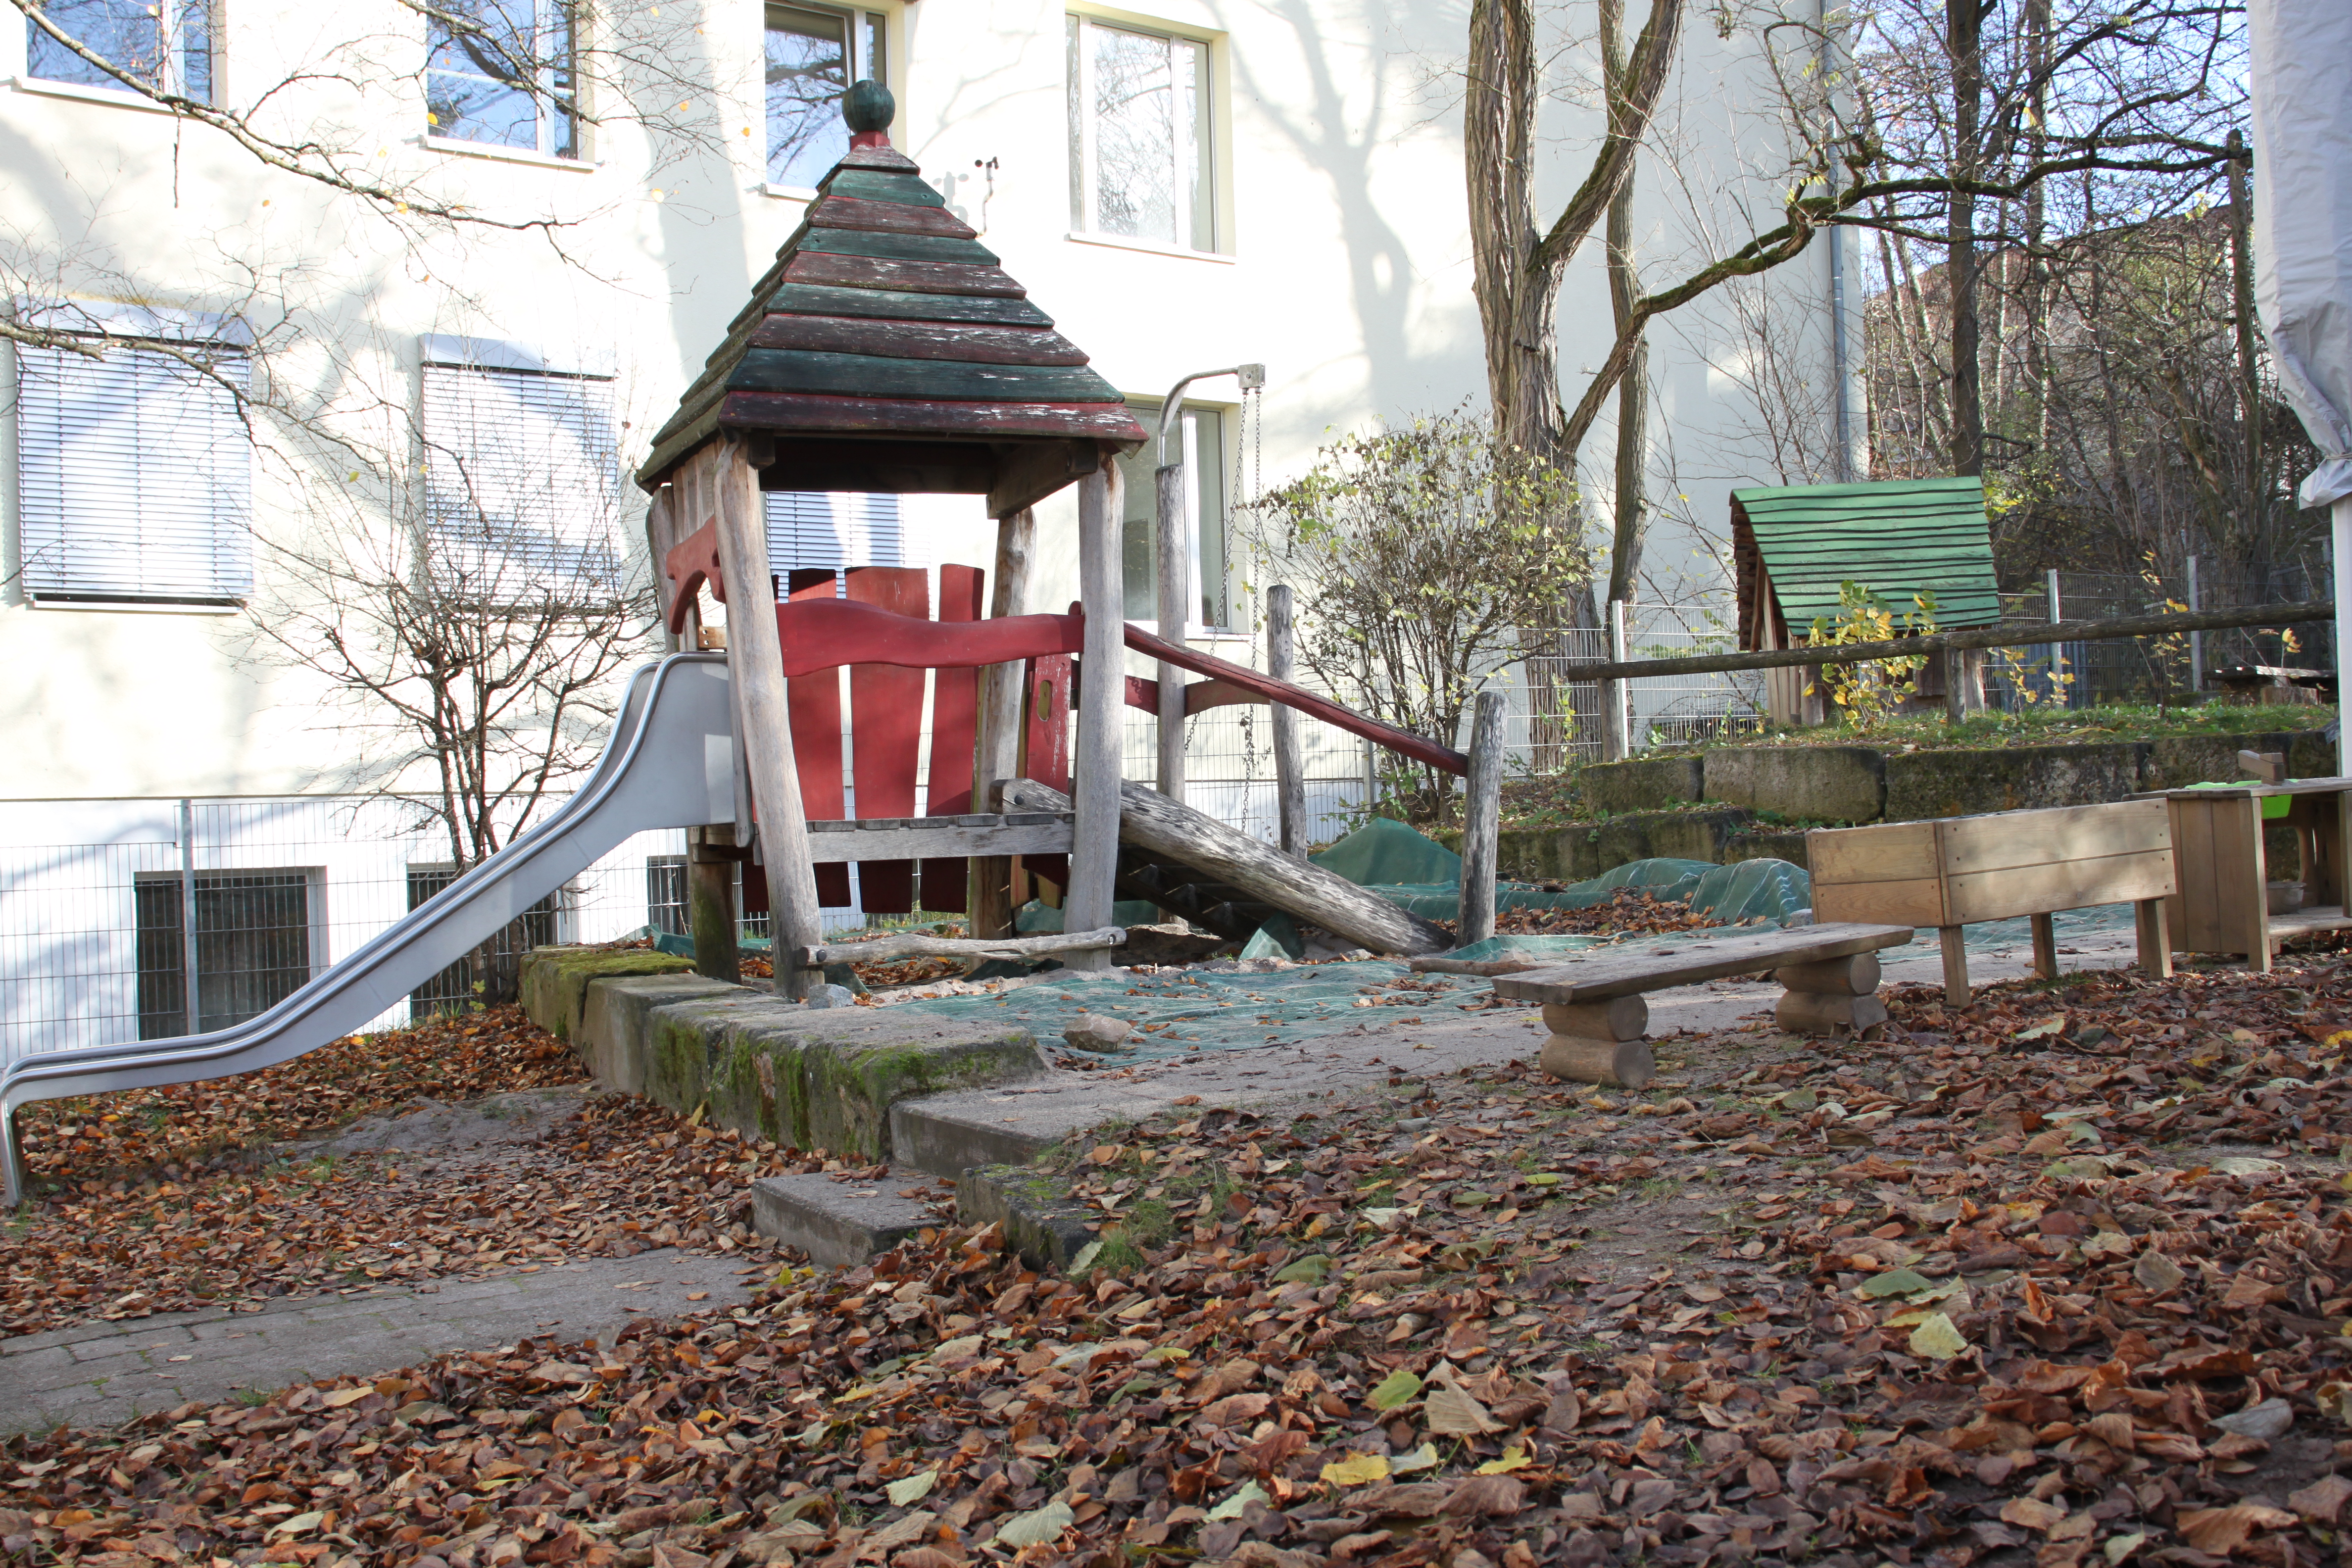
749 1167 947 1266
888 1095 1057 1180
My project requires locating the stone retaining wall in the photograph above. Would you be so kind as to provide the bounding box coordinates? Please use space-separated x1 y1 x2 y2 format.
518 948 1049 1159
1463 726 2331 884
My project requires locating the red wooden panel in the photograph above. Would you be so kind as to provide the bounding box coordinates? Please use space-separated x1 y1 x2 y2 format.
663 519 725 634
1020 652 1075 887
771 599 1081 678
845 566 930 914
783 568 852 907
919 564 986 913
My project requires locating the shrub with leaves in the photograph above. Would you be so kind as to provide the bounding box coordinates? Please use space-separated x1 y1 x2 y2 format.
1807 582 1938 728
1240 410 1587 819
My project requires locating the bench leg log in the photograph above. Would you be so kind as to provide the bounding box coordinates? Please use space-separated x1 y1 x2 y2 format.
1539 998 1656 1089
1771 954 1887 1038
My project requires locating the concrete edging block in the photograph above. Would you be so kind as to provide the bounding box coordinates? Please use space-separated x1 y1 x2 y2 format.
958 1163 1098 1268
518 949 1051 1162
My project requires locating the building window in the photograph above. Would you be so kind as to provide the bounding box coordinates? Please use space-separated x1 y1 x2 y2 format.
15 339 253 605
26 0 213 101
766 3 885 190
765 490 906 597
646 854 687 936
405 866 562 1016
420 355 622 599
134 871 316 1039
1117 403 1228 628
1066 13 1212 251
426 0 579 159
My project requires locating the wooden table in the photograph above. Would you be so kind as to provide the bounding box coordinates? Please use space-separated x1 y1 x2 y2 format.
2137 778 2352 971
1807 799 2176 1005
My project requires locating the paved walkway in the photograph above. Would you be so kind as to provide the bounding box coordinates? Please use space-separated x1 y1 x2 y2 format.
1 1249 761 1435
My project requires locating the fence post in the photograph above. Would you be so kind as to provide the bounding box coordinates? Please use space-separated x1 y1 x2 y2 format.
1267 585 1307 856
1458 690 1506 949
179 798 198 1036
2187 556 2204 697
2046 570 2067 706
1602 600 1630 761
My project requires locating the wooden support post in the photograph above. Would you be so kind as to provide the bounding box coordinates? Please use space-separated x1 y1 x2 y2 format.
1155 460 1188 801
708 438 824 1000
2134 896 2172 978
687 826 740 983
1539 998 1654 1087
1268 584 1307 856
1458 689 1505 949
1939 926 1970 1007
647 489 686 655
1772 954 1880 995
972 508 1035 940
1065 461 1124 964
1602 600 1630 762
2028 911 2059 980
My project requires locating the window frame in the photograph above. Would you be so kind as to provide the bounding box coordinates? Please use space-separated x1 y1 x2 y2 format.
762 0 888 197
23 0 216 104
423 0 582 162
13 323 257 611
1117 398 1234 636
416 337 625 608
1065 10 1218 255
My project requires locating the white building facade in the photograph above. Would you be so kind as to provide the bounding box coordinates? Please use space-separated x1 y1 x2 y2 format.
0 0 1857 1062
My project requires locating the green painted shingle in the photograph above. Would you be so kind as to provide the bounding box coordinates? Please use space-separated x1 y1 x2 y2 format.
1732 477 2000 634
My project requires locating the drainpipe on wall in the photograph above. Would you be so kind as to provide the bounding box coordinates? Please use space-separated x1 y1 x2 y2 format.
1820 0 1856 481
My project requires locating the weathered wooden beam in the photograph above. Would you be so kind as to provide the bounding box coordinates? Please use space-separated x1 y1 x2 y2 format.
803 193 980 239
720 391 1145 441
1552 600 2334 683
1458 690 1506 949
794 926 1126 969
687 826 740 984
794 228 1001 265
802 814 1073 861
987 439 1099 520
730 350 1122 403
1490 923 1917 1005
781 251 1028 297
1122 624 1470 777
748 314 1089 366
1063 462 1125 967
707 438 825 1001
753 282 1053 328
1001 778 1454 958
973 508 1036 939
1268 585 1307 857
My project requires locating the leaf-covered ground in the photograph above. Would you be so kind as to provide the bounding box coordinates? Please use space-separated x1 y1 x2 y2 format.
9 955 2352 1568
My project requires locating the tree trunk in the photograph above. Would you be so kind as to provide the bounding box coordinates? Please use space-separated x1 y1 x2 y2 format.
1947 0 1985 478
2225 129 2263 561
1602 0 1648 609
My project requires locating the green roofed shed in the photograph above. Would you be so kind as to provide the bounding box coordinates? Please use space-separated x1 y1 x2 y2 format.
1731 477 2000 653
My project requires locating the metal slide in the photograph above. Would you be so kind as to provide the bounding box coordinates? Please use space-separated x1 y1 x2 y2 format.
0 653 739 1207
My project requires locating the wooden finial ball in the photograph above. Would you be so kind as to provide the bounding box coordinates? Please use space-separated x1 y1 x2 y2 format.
843 80 894 133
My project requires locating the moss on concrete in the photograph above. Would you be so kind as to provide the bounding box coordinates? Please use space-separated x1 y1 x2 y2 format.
1703 746 1884 824
958 1161 1098 1267
1579 757 1704 815
1882 742 2143 821
519 946 694 1042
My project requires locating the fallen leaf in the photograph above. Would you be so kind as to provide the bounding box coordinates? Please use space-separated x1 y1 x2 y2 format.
1368 1368 1423 1411
1320 1452 1390 1487
1425 1384 1501 1436
885 1469 938 1506
992 1500 1075 1549
1475 1447 1532 1475
1206 1480 1269 1521
1908 1312 1968 1360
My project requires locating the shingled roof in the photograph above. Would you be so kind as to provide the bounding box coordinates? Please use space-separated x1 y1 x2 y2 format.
637 93 1146 513
1731 477 2002 649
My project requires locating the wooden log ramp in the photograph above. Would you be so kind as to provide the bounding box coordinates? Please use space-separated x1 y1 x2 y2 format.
795 926 1125 970
1000 778 1453 957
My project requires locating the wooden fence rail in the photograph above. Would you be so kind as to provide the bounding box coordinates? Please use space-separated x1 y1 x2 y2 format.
1548 600 2334 684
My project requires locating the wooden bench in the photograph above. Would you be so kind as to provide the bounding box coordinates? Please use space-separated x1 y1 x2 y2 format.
1807 799 2176 1006
1444 922 1917 1089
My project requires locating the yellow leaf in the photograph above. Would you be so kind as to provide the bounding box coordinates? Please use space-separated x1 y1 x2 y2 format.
885 1469 937 1506
1320 1452 1390 1487
1909 1312 1968 1360
1476 1447 1532 1475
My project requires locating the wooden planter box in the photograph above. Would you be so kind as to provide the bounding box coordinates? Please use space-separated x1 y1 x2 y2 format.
1808 799 2175 1003
2140 780 2352 969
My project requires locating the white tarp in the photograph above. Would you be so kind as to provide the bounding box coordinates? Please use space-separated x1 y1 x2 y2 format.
2250 0 2352 507
2249 0 2352 769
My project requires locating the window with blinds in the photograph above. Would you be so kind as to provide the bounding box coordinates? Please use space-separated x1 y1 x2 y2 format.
764 490 907 595
16 341 253 605
421 363 622 600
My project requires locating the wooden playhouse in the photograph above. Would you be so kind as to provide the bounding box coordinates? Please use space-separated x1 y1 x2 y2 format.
1731 477 2003 725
